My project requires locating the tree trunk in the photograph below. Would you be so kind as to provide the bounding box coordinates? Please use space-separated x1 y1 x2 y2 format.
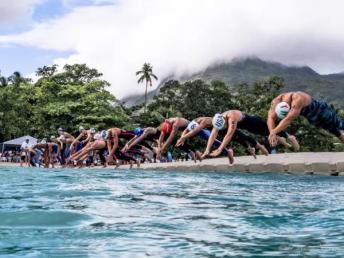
144 81 148 113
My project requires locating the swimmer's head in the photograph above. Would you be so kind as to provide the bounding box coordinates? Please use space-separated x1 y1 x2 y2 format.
79 126 85 133
90 128 96 134
100 130 108 140
275 102 290 119
57 127 64 135
212 113 225 130
187 120 199 131
160 122 172 135
133 127 144 136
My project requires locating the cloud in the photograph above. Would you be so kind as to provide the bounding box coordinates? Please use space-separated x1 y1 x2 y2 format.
0 0 43 24
1 0 344 98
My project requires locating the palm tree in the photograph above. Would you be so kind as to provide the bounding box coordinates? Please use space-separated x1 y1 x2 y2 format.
8 71 31 86
136 63 158 112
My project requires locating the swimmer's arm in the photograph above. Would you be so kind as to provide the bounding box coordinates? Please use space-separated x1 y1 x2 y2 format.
182 123 205 140
125 135 138 149
180 128 188 138
83 132 91 144
127 129 154 149
161 125 178 152
216 119 237 151
157 132 165 149
267 98 280 132
108 134 119 156
271 104 302 134
64 132 75 140
71 133 82 147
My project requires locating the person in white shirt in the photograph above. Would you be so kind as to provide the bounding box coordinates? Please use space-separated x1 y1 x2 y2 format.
20 138 32 167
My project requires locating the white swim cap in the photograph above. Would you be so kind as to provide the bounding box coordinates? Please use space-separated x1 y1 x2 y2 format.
100 130 108 140
275 102 290 119
90 128 96 134
40 139 47 144
79 126 85 132
212 114 225 130
187 120 199 131
94 133 102 140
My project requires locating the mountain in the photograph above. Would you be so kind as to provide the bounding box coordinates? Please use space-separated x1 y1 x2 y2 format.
122 57 344 107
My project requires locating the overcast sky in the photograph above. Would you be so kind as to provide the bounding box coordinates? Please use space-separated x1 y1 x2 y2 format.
1 0 344 98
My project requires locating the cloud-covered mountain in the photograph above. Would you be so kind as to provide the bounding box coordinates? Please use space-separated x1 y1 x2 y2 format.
123 57 344 107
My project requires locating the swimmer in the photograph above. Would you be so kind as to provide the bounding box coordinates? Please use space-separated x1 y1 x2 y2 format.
268 91 344 146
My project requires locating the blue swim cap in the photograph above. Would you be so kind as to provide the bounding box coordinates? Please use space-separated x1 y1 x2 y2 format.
133 127 144 136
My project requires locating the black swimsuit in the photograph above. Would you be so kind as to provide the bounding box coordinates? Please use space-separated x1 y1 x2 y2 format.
238 114 288 138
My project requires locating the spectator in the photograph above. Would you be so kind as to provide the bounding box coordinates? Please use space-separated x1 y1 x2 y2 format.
20 138 32 167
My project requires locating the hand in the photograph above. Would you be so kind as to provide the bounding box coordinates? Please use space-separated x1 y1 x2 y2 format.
269 133 278 147
176 138 185 147
210 148 222 157
121 144 129 153
201 149 210 159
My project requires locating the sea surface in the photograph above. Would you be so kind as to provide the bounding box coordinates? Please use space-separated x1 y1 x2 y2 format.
0 167 344 257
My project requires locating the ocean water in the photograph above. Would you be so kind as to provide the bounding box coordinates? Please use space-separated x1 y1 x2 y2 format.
0 167 344 257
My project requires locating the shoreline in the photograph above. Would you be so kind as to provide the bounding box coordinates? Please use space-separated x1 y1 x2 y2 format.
1 152 344 176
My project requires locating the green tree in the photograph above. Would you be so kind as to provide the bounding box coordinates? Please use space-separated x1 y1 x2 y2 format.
136 63 158 113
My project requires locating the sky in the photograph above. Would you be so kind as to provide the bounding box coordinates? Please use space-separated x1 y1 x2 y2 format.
1 0 344 99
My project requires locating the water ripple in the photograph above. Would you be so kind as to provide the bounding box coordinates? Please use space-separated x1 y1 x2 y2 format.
1 167 344 257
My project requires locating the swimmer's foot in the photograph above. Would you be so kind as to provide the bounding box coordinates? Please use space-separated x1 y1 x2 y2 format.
287 135 300 152
248 147 257 159
256 143 269 156
195 151 203 162
227 149 234 164
278 137 291 148
190 151 197 163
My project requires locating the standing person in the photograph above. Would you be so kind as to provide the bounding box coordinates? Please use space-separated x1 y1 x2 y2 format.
202 111 299 158
20 138 32 167
268 91 344 146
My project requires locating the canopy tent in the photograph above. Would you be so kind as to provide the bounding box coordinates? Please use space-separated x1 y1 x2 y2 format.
0 135 38 153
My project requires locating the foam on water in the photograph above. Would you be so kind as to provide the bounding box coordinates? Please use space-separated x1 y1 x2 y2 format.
0 167 344 257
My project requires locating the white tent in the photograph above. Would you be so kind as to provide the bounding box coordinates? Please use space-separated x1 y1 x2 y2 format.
0 135 38 153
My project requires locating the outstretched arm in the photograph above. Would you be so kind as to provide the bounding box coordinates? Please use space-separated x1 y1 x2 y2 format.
271 107 301 135
161 125 178 153
211 118 237 156
127 128 155 150
180 123 205 140
267 99 279 133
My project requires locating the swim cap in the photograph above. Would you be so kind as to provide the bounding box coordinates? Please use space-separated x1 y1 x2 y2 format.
94 133 101 140
187 120 199 131
212 114 225 130
133 127 144 136
90 128 96 134
161 122 172 135
79 126 85 132
57 128 64 135
275 102 290 119
40 139 47 144
50 136 56 140
100 130 109 140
